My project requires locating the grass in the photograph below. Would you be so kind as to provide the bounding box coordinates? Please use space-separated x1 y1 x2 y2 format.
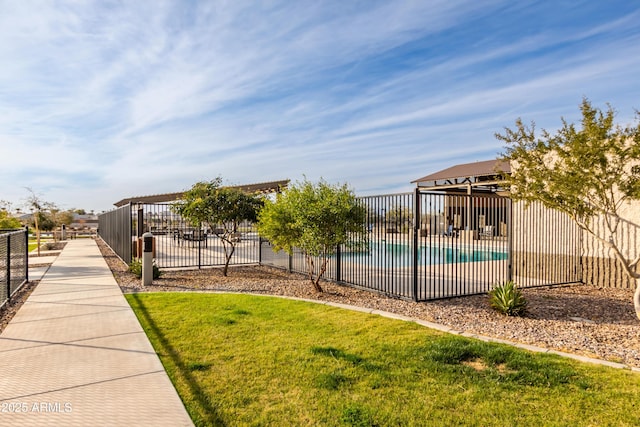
126 293 640 426
28 236 51 252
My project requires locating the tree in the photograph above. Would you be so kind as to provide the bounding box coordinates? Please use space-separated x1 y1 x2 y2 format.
496 99 640 319
31 211 56 232
0 200 22 229
0 209 22 229
173 178 263 276
384 206 414 233
56 210 75 228
257 179 367 292
25 188 57 256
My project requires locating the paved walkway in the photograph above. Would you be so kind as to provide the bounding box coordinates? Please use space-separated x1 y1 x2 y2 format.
27 249 58 282
0 239 193 426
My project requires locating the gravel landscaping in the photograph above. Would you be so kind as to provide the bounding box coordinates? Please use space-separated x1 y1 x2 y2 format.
97 238 639 368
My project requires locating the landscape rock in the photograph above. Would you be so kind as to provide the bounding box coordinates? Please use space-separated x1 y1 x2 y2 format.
96 238 640 369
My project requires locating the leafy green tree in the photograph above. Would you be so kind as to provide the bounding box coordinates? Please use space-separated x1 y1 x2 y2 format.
31 211 56 232
496 99 640 319
173 178 263 276
257 179 367 292
0 209 22 229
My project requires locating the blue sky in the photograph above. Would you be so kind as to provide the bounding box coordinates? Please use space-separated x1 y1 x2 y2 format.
1 1 639 213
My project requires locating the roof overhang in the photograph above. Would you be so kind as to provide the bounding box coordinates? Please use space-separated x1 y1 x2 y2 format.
412 159 510 193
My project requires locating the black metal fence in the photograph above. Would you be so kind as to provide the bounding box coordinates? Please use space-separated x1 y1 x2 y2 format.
511 201 582 287
99 203 260 269
260 191 582 301
0 229 29 308
99 190 582 301
98 204 132 264
132 203 260 268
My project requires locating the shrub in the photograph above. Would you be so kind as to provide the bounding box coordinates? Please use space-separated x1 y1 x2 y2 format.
257 178 367 292
489 281 526 316
128 258 161 280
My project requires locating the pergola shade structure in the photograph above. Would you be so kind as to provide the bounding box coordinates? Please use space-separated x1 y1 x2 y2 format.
411 159 510 194
113 179 290 207
411 160 511 238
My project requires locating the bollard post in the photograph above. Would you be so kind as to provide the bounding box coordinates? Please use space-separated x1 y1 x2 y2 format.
142 232 154 286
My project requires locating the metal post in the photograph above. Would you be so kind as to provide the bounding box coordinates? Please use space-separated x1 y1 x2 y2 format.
198 231 202 269
466 183 472 233
137 208 144 238
25 227 29 283
142 232 153 286
127 203 133 264
507 199 513 282
6 233 11 299
413 188 420 301
336 244 342 283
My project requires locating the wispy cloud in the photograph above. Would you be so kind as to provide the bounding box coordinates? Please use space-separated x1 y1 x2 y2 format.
1 0 639 210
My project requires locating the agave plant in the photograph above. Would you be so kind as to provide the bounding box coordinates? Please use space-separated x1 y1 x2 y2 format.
489 281 526 316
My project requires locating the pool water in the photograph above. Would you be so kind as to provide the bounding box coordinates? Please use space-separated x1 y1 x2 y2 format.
342 241 508 266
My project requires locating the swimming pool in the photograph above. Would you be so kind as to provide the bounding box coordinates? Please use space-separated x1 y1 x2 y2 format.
341 241 508 266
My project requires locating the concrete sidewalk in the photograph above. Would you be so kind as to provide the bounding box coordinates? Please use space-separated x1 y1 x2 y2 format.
0 239 193 426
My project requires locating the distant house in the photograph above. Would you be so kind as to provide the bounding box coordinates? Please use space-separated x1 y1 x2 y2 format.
16 213 33 224
70 214 99 230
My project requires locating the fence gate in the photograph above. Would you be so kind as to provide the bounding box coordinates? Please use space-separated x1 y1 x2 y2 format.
412 190 512 300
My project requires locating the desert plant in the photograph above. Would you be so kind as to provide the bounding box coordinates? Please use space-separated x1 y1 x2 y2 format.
172 178 262 276
257 178 367 292
128 258 161 280
489 281 526 316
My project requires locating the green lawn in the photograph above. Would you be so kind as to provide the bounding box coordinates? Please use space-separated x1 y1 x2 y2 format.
28 237 50 252
126 293 640 427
